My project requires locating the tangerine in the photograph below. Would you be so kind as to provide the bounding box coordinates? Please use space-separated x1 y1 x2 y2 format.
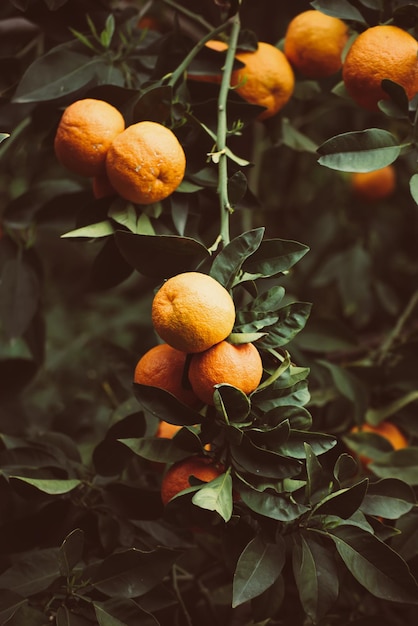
188 340 263 406
161 455 223 505
54 98 125 177
351 165 396 202
350 421 408 466
151 272 236 353
106 121 186 204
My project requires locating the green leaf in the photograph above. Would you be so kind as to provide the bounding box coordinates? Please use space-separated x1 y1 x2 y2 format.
318 360 368 422
61 221 114 239
91 548 178 598
232 535 286 607
119 437 190 464
58 529 85 577
317 129 401 172
312 479 368 519
0 590 27 624
0 133 10 144
115 232 210 278
210 228 264 290
0 258 40 339
240 238 309 281
94 598 159 626
279 430 336 459
305 443 331 503
0 548 60 596
292 533 339 623
252 379 310 413
108 203 138 233
369 447 418 485
410 173 418 205
133 85 172 125
13 42 123 102
311 0 367 23
257 302 312 349
366 390 418 425
9 476 81 494
238 484 309 521
213 384 251 423
133 384 202 425
281 118 318 153
231 434 302 479
192 471 233 521
324 525 418 604
361 478 416 519
100 14 115 48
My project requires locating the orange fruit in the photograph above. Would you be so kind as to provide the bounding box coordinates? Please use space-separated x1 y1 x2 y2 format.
350 421 408 466
151 272 236 353
284 10 349 78
188 340 263 406
105 121 186 205
134 343 201 408
342 25 418 112
54 98 125 177
351 165 396 202
137 15 162 32
189 40 294 120
155 420 183 439
161 455 224 505
92 170 117 199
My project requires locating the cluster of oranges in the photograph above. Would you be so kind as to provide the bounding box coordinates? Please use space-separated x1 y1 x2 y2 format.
133 271 264 506
54 98 186 204
190 9 418 119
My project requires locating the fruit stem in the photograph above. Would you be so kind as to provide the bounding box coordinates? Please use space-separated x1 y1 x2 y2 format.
215 11 241 249
162 0 215 33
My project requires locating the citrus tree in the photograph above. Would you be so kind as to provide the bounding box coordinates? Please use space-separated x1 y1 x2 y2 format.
1 0 418 624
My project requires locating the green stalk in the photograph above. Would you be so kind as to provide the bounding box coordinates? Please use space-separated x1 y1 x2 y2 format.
215 11 241 248
162 0 215 33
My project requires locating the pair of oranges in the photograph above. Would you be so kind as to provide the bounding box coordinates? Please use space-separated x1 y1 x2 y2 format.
54 98 186 205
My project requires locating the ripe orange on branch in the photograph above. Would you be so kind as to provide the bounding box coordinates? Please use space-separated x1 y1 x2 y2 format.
54 98 125 177
284 10 348 78
349 421 408 466
342 25 418 111
133 343 200 408
190 40 295 120
105 121 186 204
151 272 236 353
188 340 263 406
351 165 396 202
161 455 224 505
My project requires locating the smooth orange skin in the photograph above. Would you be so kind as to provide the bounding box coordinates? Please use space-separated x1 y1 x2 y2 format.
189 40 294 120
351 165 396 202
105 121 186 205
151 272 236 353
188 340 263 406
284 10 348 78
161 456 223 505
54 98 125 177
350 421 408 466
342 25 418 112
155 420 183 439
134 343 201 408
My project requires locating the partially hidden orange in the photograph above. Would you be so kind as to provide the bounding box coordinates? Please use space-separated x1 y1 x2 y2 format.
189 40 294 120
342 25 418 111
349 421 408 466
161 455 224 505
54 98 125 177
351 165 396 202
188 340 263 406
134 343 201 408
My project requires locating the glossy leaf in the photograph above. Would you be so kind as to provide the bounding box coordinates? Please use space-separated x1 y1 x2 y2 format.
312 479 368 519
311 0 367 22
58 529 85 577
231 434 302 479
361 478 416 519
369 447 418 485
115 232 210 278
317 129 401 172
9 476 81 495
210 228 264 289
232 535 285 607
239 238 309 281
91 548 178 598
238 485 309 522
133 384 203 425
324 525 418 604
257 302 312 349
292 533 339 623
119 437 190 464
94 598 159 626
192 471 233 521
0 548 60 596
